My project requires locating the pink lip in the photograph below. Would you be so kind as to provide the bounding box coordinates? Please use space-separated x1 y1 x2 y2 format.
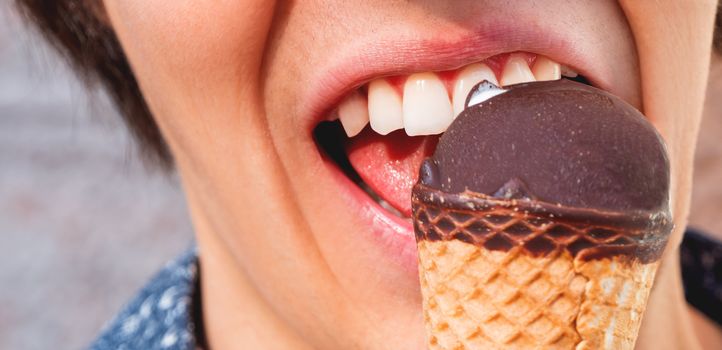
301 20 611 274
299 20 610 134
322 152 420 274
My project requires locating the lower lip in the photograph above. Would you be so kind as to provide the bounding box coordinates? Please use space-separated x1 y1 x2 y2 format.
322 153 420 275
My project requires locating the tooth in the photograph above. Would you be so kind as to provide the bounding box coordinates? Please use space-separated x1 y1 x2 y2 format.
452 63 498 117
368 79 404 135
337 90 369 137
561 65 579 78
403 72 453 136
326 112 339 122
500 54 536 86
532 56 561 81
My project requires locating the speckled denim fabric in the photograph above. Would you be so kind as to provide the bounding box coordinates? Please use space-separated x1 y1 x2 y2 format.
89 249 200 350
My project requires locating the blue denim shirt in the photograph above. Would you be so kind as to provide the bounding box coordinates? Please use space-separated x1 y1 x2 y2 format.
90 249 201 350
90 229 722 349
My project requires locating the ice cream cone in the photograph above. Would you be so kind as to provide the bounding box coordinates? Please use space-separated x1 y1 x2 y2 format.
412 184 671 350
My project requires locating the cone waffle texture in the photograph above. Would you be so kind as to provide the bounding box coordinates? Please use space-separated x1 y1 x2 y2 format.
418 240 657 350
413 189 668 350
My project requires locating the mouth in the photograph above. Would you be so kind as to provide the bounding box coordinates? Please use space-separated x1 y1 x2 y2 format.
314 52 594 228
292 17 637 275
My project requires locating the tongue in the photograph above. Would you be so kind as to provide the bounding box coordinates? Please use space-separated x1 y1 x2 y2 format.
345 128 438 217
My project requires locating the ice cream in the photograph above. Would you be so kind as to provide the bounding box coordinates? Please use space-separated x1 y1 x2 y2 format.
412 79 672 349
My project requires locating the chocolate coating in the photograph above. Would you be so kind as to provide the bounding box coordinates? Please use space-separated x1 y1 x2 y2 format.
423 79 670 213
411 183 672 263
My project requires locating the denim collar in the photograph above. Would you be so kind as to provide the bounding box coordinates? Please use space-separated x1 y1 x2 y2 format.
90 248 202 350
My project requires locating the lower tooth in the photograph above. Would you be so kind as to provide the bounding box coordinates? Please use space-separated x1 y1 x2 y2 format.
359 182 404 217
378 197 403 217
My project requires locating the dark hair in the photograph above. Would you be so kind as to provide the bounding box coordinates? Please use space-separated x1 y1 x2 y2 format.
12 1 722 169
13 0 172 168
716 3 722 53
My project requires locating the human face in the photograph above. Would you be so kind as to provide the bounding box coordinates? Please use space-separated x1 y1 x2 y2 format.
101 1 717 348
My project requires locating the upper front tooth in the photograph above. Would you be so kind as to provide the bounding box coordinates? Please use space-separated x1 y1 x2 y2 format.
402 72 453 136
337 90 369 137
500 54 536 86
532 56 561 81
452 63 498 117
368 79 404 135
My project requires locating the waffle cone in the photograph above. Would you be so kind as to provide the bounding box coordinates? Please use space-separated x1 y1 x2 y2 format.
413 186 670 350
418 240 658 350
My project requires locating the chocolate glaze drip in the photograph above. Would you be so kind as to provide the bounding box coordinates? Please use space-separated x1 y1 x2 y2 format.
413 80 673 262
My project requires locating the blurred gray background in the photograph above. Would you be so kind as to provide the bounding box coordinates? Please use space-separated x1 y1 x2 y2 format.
0 3 193 349
0 2 720 350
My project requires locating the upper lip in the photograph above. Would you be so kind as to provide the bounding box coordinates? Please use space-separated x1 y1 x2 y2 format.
299 20 621 134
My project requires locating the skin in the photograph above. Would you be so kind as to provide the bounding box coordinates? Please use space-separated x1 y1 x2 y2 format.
100 1 719 349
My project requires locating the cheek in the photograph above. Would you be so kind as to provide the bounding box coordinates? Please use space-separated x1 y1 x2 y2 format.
104 0 273 70
103 0 276 157
105 1 244 81
619 1 717 246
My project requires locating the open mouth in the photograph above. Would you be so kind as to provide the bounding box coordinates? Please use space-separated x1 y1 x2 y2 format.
314 52 592 221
